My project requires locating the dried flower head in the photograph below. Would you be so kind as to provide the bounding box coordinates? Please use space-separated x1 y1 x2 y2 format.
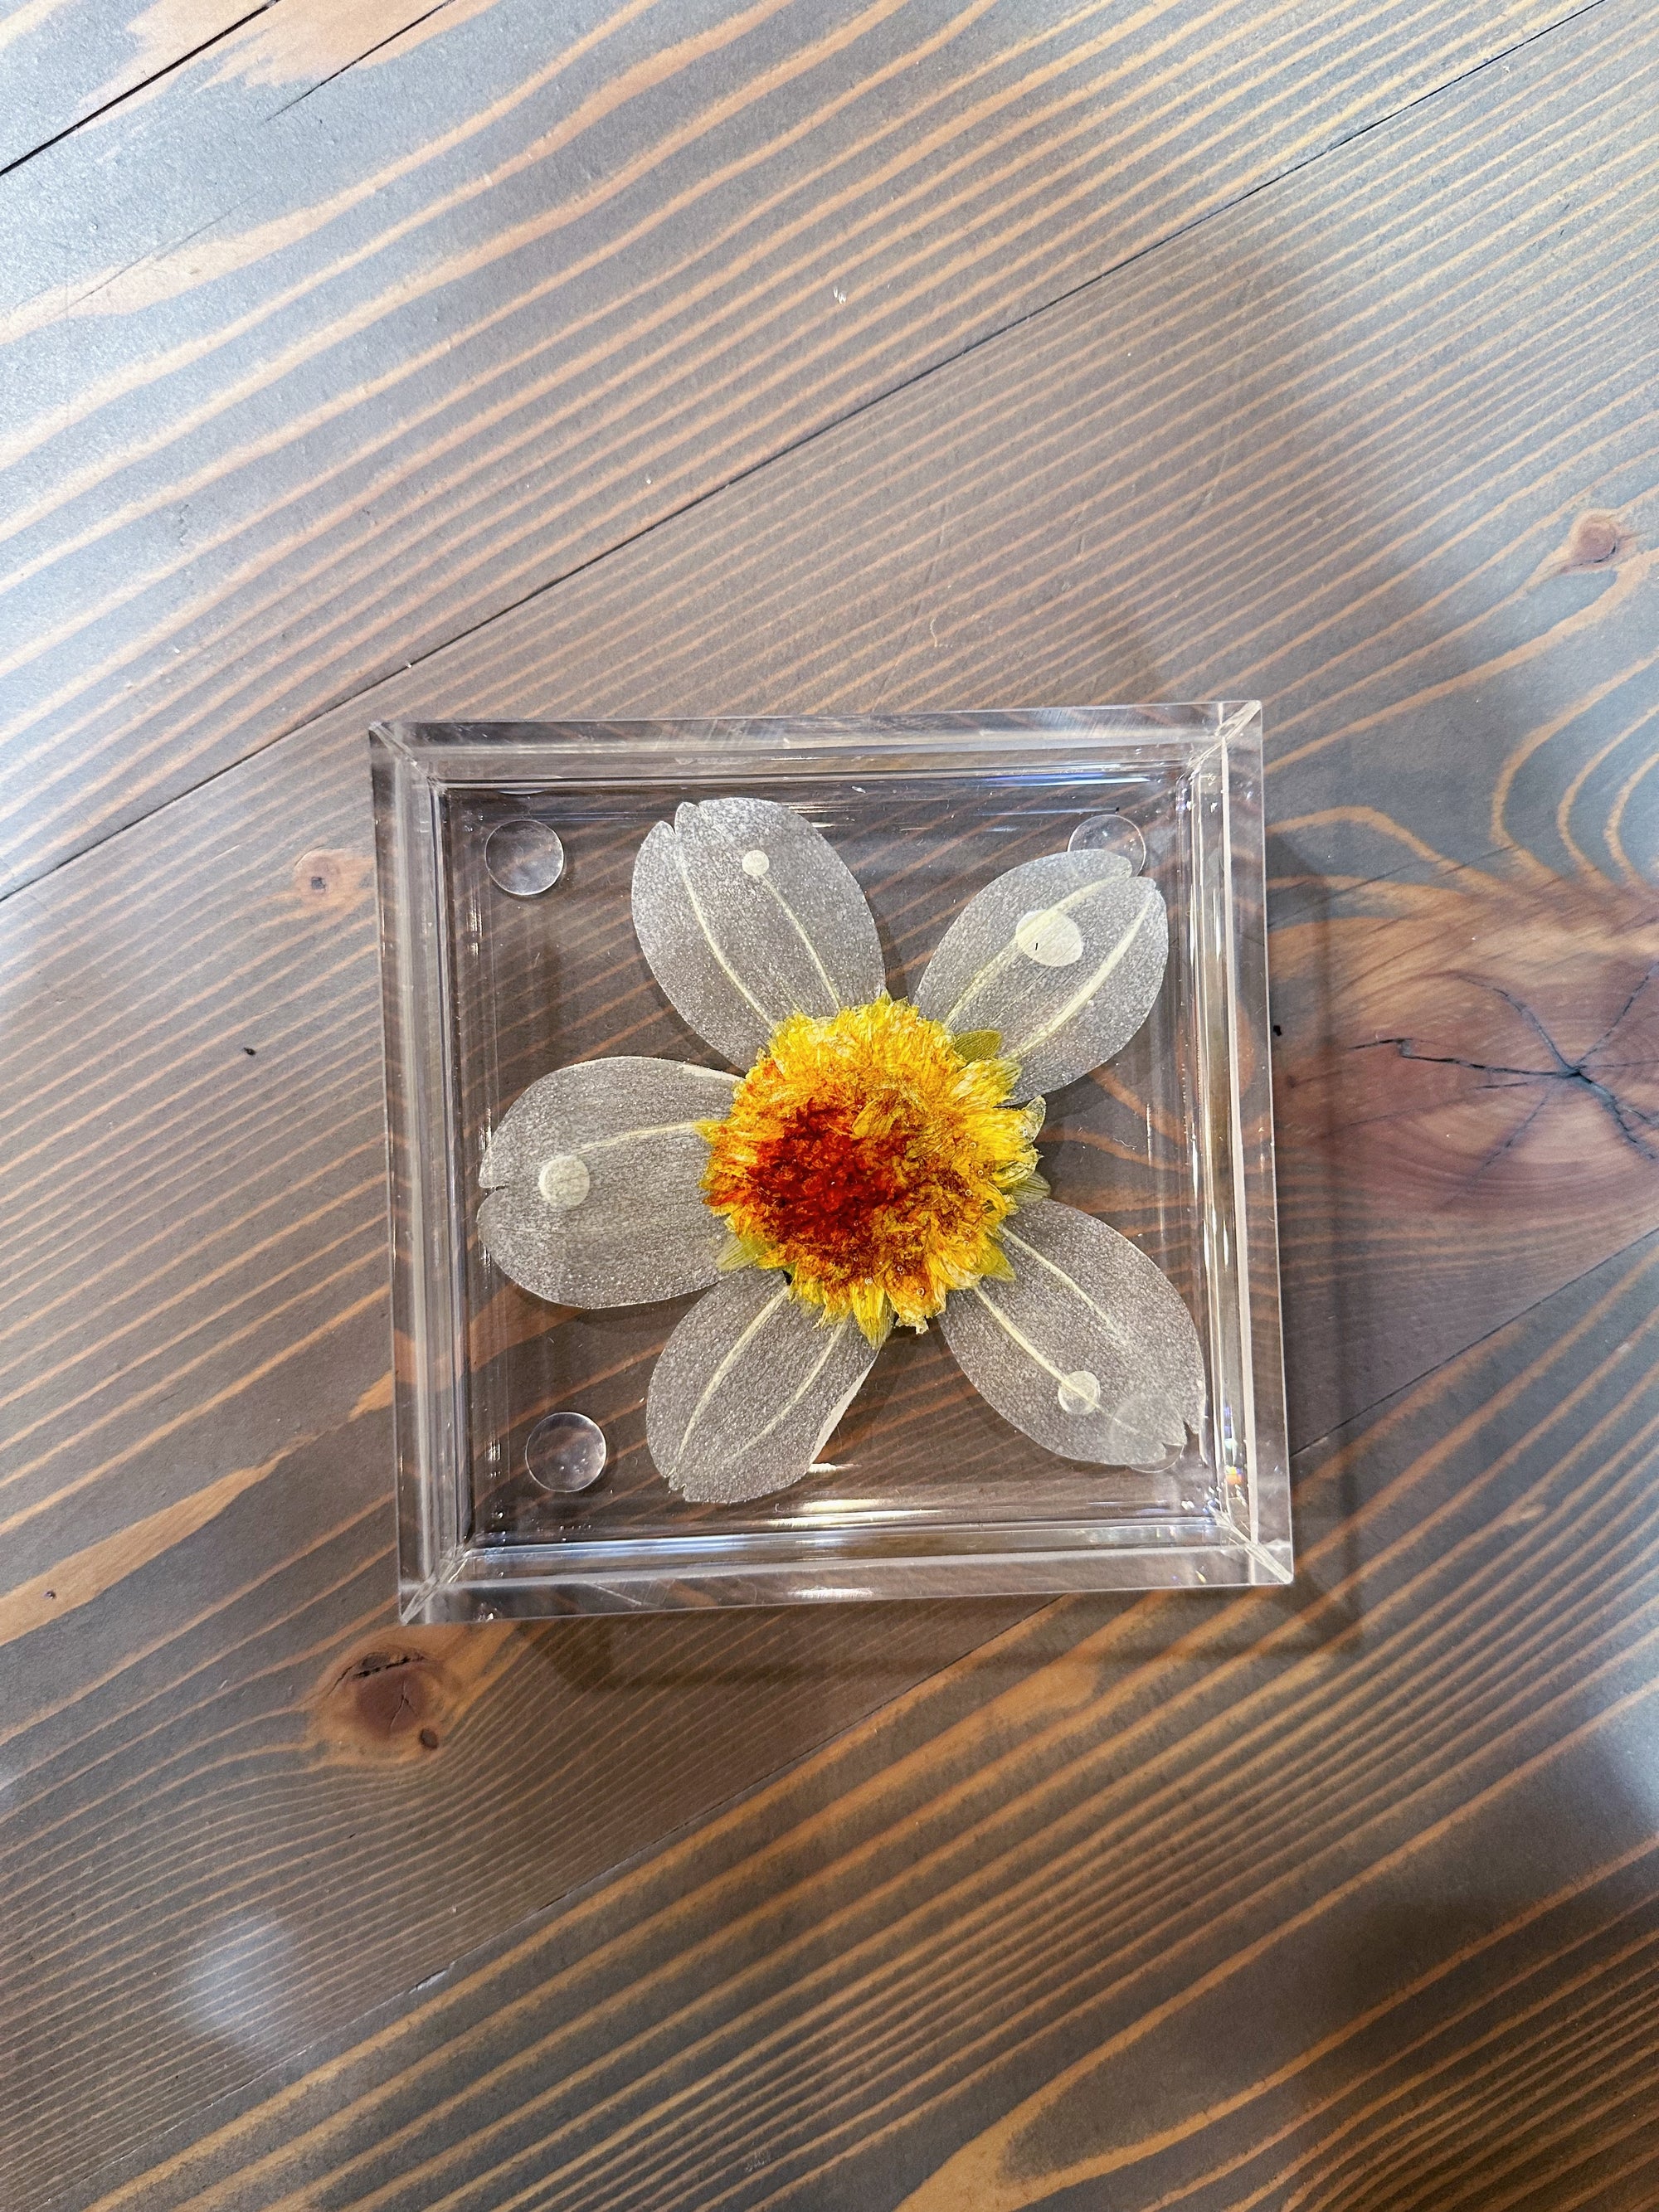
700 998 1046 1343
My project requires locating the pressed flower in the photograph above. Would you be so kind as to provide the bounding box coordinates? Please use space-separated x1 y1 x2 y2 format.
479 796 1204 1506
699 997 1044 1344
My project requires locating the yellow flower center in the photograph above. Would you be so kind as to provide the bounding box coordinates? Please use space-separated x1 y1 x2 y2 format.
698 998 1044 1344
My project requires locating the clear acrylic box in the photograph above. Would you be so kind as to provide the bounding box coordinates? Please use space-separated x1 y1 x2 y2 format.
371 708 1288 1619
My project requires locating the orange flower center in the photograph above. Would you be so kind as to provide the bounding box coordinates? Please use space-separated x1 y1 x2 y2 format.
698 998 1044 1342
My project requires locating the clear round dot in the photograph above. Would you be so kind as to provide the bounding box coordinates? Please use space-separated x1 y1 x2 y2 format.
741 848 771 878
1014 907 1085 967
484 819 566 897
537 1153 590 1209
524 1411 606 1494
1057 1369 1102 1417
1068 812 1146 873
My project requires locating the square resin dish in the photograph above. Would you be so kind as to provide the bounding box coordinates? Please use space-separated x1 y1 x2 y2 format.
371 707 1288 1619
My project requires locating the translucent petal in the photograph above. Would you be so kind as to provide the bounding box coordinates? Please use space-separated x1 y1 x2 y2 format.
646 1271 879 1504
914 850 1165 1096
478 1057 738 1307
631 796 886 1068
939 1199 1205 1466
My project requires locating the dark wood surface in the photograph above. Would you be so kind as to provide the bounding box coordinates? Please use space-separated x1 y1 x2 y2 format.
0 0 1607 889
2 0 1657 2206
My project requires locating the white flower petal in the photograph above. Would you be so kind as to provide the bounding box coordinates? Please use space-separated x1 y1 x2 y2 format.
479 1057 737 1307
631 796 885 1067
914 851 1166 1096
646 1271 879 1504
939 1199 1204 1466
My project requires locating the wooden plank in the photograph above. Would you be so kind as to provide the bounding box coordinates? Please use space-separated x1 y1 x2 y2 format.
0 0 1599 887
2 0 1656 2196
52 1232 1659 2211
0 0 517 174
0 1330 1032 2200
0 0 267 173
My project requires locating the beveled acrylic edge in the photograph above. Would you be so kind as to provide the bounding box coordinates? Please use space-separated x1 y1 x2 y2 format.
372 730 469 1602
375 700 1240 752
1220 705 1291 1558
406 1534 1293 1622
369 706 1289 1622
370 707 1253 791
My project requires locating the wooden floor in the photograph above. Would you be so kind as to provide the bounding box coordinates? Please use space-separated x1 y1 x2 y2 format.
2 0 1657 2205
